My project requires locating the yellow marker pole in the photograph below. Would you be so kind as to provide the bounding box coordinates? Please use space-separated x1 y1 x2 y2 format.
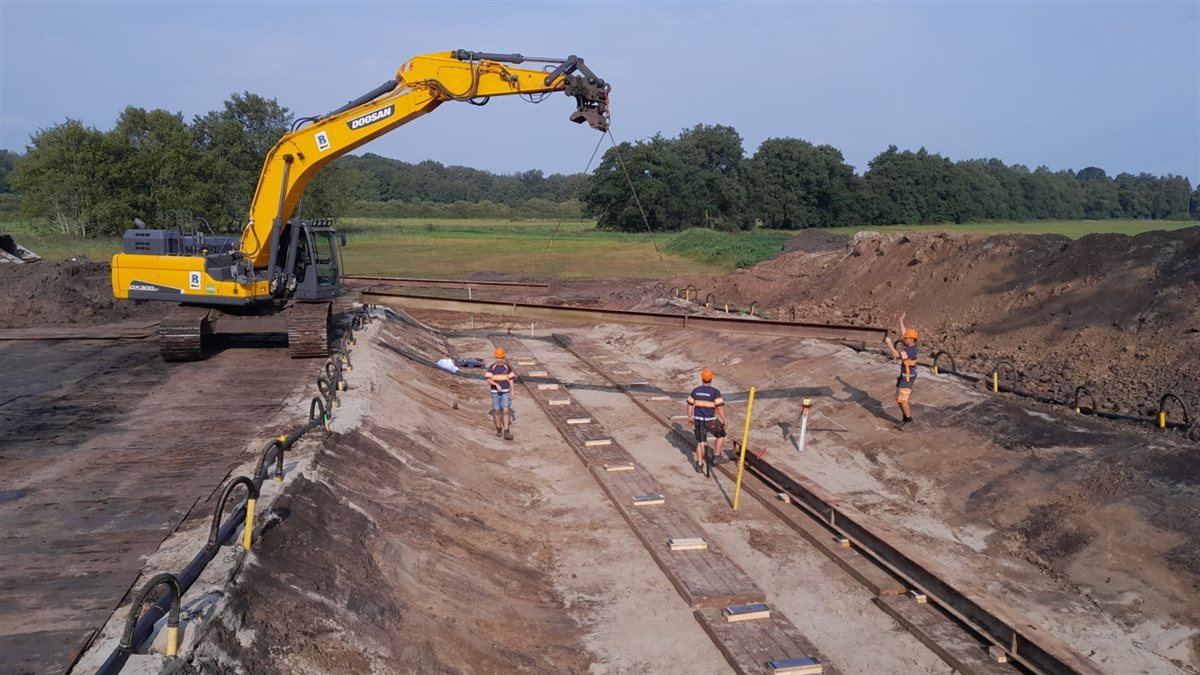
933 365 940 375
242 497 256 550
166 625 178 657
1158 412 1167 428
732 386 757 512
992 371 999 393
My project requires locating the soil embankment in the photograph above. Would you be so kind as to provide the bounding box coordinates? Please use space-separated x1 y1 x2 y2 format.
668 226 1200 423
0 260 168 328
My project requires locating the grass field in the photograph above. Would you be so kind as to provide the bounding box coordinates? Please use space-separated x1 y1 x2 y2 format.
4 217 1195 278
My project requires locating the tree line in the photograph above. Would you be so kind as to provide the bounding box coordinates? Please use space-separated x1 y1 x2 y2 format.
0 93 589 236
581 124 1199 230
2 94 1197 236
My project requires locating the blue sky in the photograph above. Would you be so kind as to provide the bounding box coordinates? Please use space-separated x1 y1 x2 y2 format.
1 1 1197 182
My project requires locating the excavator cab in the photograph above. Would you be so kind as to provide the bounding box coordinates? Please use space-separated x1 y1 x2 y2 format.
293 220 344 301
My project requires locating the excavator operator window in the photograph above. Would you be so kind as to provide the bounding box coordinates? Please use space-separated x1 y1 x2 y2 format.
312 229 341 288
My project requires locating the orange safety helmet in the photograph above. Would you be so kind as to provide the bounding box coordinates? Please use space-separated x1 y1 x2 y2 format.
903 329 919 340
495 347 506 358
701 368 714 382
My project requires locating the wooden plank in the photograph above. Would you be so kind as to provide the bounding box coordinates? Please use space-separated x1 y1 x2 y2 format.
566 417 592 425
633 494 665 506
669 537 709 551
548 398 571 405
874 595 1015 675
604 463 635 472
583 438 611 447
695 606 841 675
537 383 559 390
526 370 549 377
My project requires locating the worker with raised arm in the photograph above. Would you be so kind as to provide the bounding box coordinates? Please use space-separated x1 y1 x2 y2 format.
487 348 517 440
687 368 727 475
884 312 920 429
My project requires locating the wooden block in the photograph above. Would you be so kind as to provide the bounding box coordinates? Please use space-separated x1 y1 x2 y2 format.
722 602 771 622
988 646 1008 663
516 360 536 366
548 398 571 405
629 381 649 387
777 492 791 503
566 417 592 425
604 463 635 472
633 494 665 506
908 590 928 604
835 537 851 549
668 537 708 551
647 395 671 401
670 414 689 420
537 383 559 390
768 657 823 674
613 369 633 374
527 370 549 377
584 438 612 447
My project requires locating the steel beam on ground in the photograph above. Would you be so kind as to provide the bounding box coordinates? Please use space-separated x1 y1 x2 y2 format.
343 275 549 291
362 290 886 343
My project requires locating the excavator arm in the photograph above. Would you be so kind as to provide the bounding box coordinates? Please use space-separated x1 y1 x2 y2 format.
241 50 610 275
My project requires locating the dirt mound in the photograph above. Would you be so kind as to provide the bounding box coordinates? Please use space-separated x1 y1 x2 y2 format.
780 228 850 254
669 226 1200 420
0 261 168 329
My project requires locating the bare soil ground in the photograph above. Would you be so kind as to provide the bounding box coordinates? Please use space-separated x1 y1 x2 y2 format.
663 226 1200 424
565 320 1200 672
178 316 733 674
0 261 168 329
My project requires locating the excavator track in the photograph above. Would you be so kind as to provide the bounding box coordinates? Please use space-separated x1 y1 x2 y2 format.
287 302 332 358
158 305 213 362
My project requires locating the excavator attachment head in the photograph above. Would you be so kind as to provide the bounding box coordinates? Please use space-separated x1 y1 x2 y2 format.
569 106 608 132
558 57 610 132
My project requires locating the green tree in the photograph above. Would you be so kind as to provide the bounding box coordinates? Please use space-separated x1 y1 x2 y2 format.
582 124 747 231
743 138 859 228
191 92 292 228
0 149 19 194
109 106 202 225
8 120 122 235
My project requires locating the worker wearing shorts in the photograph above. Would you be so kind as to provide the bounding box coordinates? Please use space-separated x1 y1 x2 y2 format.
687 368 727 473
884 313 919 429
487 347 516 440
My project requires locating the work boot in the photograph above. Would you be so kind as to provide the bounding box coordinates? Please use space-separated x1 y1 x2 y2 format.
503 429 513 440
496 427 503 437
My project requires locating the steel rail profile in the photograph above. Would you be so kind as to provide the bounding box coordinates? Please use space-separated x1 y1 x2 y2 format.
553 335 1105 675
343 274 550 291
362 289 887 342
92 308 369 675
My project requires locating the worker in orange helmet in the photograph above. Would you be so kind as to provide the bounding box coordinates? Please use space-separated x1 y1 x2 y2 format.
486 347 516 440
687 367 727 476
884 313 920 429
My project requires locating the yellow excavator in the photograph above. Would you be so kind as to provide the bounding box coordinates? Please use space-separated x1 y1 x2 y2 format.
111 50 609 360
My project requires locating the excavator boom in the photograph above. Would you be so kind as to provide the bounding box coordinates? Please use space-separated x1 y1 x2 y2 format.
241 50 610 272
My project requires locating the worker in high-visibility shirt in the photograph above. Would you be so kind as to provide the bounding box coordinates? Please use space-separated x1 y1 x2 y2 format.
486 347 516 440
687 368 727 475
884 313 919 429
